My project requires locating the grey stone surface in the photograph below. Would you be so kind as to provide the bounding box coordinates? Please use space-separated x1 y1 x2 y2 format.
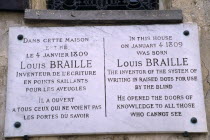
4 24 207 137
24 9 183 24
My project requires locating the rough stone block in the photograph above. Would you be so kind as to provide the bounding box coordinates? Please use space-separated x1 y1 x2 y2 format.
24 9 183 24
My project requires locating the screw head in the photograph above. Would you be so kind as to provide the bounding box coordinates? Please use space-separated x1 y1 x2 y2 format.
17 35 24 40
14 122 21 128
183 30 190 36
24 135 29 140
191 117 197 124
183 131 189 137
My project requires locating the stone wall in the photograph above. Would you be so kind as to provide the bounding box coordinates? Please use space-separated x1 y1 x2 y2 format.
0 0 210 140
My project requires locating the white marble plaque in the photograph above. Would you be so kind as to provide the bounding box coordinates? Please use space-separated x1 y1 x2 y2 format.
5 24 207 137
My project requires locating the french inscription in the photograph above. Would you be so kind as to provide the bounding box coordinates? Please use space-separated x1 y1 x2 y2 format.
5 24 207 137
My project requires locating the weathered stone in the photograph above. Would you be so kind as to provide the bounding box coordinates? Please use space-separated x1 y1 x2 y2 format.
24 9 183 24
0 94 5 140
30 0 47 10
204 0 210 26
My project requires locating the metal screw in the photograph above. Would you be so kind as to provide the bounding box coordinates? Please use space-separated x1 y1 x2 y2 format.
14 122 21 128
24 135 29 140
183 131 189 137
183 30 190 36
191 117 197 124
17 35 24 40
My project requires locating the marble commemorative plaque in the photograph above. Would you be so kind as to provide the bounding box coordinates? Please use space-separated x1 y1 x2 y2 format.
5 24 207 137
